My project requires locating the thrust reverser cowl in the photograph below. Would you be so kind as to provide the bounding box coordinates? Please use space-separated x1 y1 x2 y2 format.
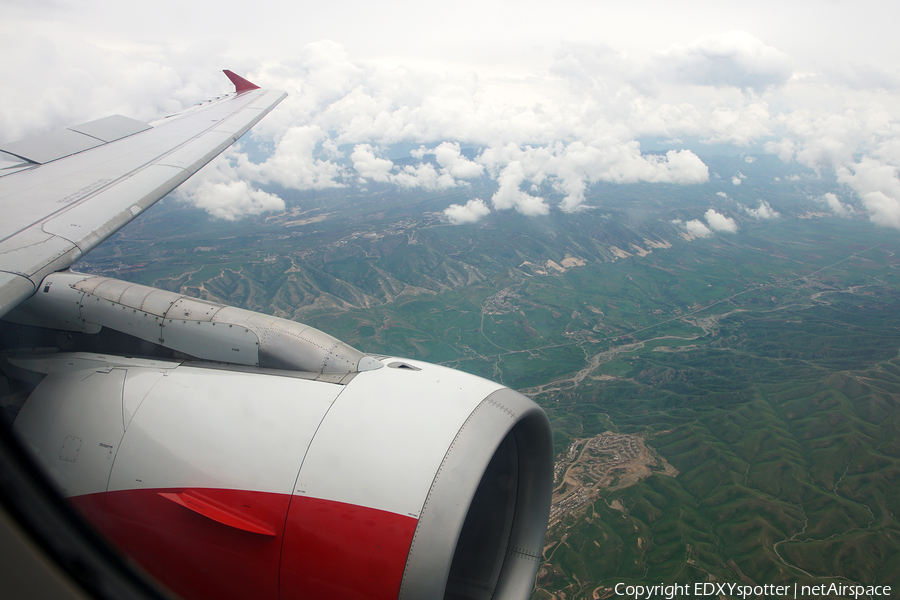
11 353 555 600
5 271 381 375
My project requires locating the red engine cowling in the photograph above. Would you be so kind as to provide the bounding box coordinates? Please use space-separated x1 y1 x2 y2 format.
11 352 553 600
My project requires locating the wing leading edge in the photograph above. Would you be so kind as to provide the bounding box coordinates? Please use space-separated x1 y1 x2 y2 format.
0 72 286 319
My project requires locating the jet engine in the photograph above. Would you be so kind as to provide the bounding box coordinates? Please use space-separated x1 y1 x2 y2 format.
3 271 554 600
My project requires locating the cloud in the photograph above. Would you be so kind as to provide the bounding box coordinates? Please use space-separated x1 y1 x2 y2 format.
732 171 746 185
351 144 456 189
180 180 284 221
491 161 549 216
743 200 779 219
174 149 286 219
825 57 900 92
705 208 739 232
656 31 793 93
431 142 484 179
392 162 455 189
835 158 900 227
0 26 194 143
248 125 345 190
817 192 854 217
480 142 708 212
351 144 394 182
7 30 900 231
764 138 797 162
444 198 491 224
681 219 713 237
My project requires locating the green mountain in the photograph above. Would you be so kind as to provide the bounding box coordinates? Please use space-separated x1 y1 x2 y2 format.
81 154 900 598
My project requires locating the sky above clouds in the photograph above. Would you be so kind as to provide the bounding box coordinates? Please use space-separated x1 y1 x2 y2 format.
3 0 900 228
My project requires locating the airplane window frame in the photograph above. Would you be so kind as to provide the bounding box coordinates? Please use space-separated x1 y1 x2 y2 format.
0 420 174 600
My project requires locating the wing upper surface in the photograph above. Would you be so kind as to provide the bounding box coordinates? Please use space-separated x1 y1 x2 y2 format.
0 84 286 319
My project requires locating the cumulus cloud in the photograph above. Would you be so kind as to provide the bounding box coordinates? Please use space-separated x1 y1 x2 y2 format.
656 31 793 93
431 142 484 179
765 138 797 162
763 98 900 230
817 192 854 217
0 36 722 219
444 198 491 224
351 144 456 189
180 180 284 221
479 142 708 212
705 208 739 232
248 125 345 190
836 158 900 228
8 28 900 231
732 171 746 185
175 149 286 220
743 200 779 219
393 162 455 189
682 219 713 237
351 144 394 182
491 161 549 216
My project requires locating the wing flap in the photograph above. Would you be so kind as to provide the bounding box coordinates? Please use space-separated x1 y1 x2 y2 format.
68 115 151 143
0 115 152 165
0 129 106 165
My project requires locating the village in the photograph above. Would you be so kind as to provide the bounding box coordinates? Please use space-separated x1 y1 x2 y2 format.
548 432 678 530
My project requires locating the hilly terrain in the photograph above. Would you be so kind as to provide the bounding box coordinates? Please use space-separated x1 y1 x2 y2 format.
82 153 900 598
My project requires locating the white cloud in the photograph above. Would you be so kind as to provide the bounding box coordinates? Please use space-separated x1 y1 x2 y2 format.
764 138 797 162
5 18 900 230
351 144 457 189
431 142 484 179
180 180 284 221
174 149 287 219
732 171 746 185
491 161 549 216
351 144 395 182
743 200 779 219
705 208 738 232
682 219 713 237
444 198 491 224
655 31 793 93
479 142 708 212
249 126 345 190
825 57 900 92
393 162 456 189
818 192 854 217
835 158 900 227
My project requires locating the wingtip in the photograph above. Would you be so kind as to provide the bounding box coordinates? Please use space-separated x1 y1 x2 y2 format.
223 70 261 93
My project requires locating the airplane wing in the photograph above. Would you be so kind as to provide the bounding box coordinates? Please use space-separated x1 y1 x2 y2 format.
0 71 553 600
0 70 286 319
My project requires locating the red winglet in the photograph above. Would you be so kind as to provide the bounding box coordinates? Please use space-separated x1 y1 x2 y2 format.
223 70 261 93
158 490 276 536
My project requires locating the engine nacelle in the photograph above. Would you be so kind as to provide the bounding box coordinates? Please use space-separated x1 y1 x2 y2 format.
11 352 553 600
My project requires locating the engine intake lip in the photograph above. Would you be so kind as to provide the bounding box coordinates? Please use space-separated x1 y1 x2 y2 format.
399 388 554 600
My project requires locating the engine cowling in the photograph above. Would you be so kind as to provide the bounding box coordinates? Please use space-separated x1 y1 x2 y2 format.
11 352 553 600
